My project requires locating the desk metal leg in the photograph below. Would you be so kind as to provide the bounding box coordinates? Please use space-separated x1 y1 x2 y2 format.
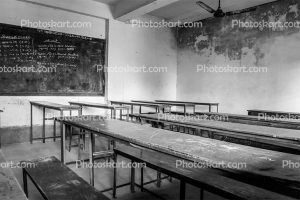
89 132 95 186
53 119 56 142
130 160 135 193
30 104 33 144
139 106 142 114
61 123 66 164
180 181 186 200
200 188 204 200
184 106 186 115
23 169 28 197
42 107 46 143
113 153 117 198
217 105 219 113
209 105 211 112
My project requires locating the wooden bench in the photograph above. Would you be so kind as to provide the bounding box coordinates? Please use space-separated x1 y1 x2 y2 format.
22 156 110 200
113 145 297 200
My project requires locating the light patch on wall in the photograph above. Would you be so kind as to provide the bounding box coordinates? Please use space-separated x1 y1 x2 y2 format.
194 35 208 52
289 4 299 18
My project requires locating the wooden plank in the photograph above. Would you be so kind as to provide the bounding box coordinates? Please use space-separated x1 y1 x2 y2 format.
156 100 219 106
30 101 80 111
0 151 28 200
23 156 109 200
69 101 129 109
115 145 297 200
59 117 300 198
132 100 195 106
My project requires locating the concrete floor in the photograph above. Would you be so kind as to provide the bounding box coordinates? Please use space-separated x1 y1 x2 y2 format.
1 135 226 200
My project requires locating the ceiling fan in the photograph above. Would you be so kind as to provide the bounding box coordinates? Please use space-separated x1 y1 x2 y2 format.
196 0 257 18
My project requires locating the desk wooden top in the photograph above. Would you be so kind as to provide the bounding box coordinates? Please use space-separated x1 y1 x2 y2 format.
60 116 300 195
140 113 300 141
30 101 80 111
132 100 195 106
0 151 28 200
156 100 219 106
69 101 129 110
248 109 300 116
110 100 169 108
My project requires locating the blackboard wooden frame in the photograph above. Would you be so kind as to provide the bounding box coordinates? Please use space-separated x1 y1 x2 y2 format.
0 23 106 96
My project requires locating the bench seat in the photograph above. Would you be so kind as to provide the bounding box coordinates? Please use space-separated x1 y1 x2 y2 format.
22 156 109 200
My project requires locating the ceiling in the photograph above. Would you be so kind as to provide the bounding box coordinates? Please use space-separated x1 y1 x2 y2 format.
94 0 278 22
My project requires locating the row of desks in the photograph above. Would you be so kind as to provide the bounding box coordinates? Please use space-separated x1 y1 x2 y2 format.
59 116 300 199
30 101 132 143
134 113 300 154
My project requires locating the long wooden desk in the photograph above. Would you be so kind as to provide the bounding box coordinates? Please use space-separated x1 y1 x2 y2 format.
132 100 195 115
59 117 300 199
0 151 28 200
156 100 219 112
110 100 170 114
0 109 2 148
135 113 300 154
69 101 130 121
30 101 81 144
197 111 300 129
248 109 300 118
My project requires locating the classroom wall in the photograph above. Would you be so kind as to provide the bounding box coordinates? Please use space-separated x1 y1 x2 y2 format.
0 0 177 129
177 0 300 114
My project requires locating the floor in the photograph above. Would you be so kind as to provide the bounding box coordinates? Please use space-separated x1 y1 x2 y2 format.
1 135 226 200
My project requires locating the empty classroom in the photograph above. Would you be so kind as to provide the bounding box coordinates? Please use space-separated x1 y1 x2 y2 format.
0 0 300 200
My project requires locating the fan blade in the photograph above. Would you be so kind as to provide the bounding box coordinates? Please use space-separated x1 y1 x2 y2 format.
226 6 257 16
196 1 216 13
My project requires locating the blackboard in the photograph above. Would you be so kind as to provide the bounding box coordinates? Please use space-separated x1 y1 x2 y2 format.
0 23 106 96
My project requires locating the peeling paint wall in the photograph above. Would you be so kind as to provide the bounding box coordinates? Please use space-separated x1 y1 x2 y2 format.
177 0 300 114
